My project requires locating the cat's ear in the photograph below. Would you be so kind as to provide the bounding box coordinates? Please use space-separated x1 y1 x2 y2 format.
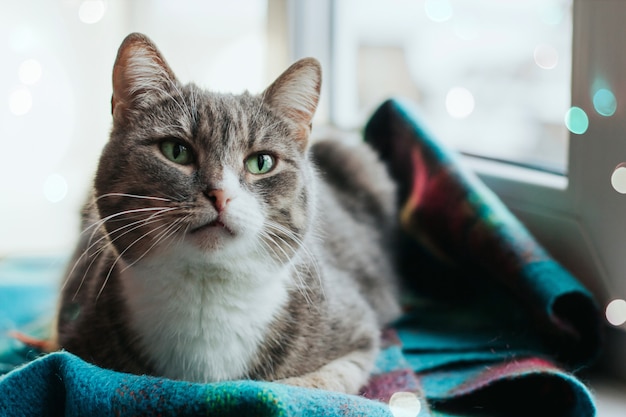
262 58 321 129
111 33 178 123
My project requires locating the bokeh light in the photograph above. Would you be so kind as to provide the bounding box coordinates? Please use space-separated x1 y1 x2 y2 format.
605 299 626 326
592 88 617 117
446 87 475 119
533 44 558 70
78 0 106 24
43 173 68 203
9 87 33 115
538 3 565 25
564 107 588 135
610 164 626 194
389 392 421 417
424 0 453 23
18 59 43 85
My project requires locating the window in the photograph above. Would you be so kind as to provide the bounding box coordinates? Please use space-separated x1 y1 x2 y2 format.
0 0 271 254
331 0 572 173
291 0 626 376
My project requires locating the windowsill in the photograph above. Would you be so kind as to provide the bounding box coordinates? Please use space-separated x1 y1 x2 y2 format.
462 154 568 191
461 154 573 217
589 376 626 416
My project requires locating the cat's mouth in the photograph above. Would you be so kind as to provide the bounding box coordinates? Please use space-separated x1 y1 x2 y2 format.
190 219 235 236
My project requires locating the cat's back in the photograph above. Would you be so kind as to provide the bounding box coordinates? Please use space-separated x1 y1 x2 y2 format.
310 135 400 325
311 135 397 225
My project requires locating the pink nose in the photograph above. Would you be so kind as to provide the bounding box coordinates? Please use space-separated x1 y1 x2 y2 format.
206 189 231 212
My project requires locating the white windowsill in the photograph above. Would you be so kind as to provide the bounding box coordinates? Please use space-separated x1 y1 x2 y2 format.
462 155 568 191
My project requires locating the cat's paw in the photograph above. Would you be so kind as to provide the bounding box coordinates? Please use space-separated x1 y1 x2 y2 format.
275 349 374 394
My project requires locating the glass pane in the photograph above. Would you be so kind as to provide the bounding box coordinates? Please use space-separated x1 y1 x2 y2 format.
0 0 270 254
332 0 572 173
128 0 269 93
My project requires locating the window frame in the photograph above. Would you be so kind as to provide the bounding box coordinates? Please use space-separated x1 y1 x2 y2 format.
288 0 626 377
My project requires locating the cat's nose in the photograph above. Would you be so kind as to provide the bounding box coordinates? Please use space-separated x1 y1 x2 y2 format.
205 189 231 212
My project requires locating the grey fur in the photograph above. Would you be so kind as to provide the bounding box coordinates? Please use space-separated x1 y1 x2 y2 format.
55 33 401 394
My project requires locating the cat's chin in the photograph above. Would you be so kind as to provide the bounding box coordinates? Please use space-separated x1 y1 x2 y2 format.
186 219 237 251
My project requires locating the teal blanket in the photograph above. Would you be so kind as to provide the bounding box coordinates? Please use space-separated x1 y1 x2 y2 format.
0 99 601 416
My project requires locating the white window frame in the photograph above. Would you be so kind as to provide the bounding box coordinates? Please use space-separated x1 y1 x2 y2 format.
288 0 626 377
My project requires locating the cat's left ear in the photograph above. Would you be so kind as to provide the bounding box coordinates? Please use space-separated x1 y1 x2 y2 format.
111 33 178 123
262 58 321 131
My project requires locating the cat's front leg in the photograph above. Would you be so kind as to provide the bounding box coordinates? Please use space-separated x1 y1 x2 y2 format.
276 348 377 394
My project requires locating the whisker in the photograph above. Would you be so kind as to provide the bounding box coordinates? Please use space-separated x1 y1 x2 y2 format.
259 231 292 264
169 80 196 125
64 207 182 294
267 234 314 305
121 216 190 272
72 250 102 301
252 93 267 126
264 220 325 300
89 212 174 256
261 231 312 304
75 215 169 296
143 81 193 128
83 206 179 246
259 231 314 306
255 214 323 306
95 193 173 202
96 222 172 301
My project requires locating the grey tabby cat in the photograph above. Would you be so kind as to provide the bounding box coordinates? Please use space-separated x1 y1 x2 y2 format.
53 32 401 394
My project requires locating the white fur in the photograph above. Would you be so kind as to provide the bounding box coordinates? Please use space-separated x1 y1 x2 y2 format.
123 250 290 382
120 169 291 382
278 349 376 393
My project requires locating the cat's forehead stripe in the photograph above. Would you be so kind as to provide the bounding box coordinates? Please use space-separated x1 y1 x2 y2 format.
192 94 250 149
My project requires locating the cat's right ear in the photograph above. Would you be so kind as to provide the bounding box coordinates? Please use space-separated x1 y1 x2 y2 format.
111 33 177 123
262 58 322 133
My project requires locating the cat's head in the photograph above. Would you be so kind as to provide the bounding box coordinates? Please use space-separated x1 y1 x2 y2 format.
94 33 321 269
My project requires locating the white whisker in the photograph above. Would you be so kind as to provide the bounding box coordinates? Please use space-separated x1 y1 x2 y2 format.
76 214 170 295
65 206 184 299
264 220 325 300
96 193 173 202
82 206 179 243
121 216 190 272
96 222 172 301
255 216 325 304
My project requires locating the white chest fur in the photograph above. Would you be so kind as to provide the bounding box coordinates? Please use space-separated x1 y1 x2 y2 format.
121 247 290 382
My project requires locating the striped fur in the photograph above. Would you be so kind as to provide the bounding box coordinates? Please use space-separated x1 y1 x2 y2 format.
55 33 401 393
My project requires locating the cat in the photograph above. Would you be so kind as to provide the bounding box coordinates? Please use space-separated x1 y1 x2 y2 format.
53 32 401 394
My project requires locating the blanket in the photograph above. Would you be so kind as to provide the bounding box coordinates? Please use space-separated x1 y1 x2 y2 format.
0 99 602 416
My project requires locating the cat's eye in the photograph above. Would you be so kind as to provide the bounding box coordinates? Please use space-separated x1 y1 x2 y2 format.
160 140 193 165
245 153 275 175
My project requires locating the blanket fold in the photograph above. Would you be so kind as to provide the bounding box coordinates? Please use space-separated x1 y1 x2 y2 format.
2 352 393 417
0 98 602 417
364 98 602 366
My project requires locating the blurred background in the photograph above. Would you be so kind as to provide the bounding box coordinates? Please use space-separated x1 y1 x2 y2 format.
6 1 626 402
0 0 572 255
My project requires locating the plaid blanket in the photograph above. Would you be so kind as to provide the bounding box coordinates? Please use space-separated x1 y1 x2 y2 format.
0 99 601 416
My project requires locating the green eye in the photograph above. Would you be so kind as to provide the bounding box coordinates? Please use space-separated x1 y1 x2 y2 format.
245 153 275 175
160 140 193 165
